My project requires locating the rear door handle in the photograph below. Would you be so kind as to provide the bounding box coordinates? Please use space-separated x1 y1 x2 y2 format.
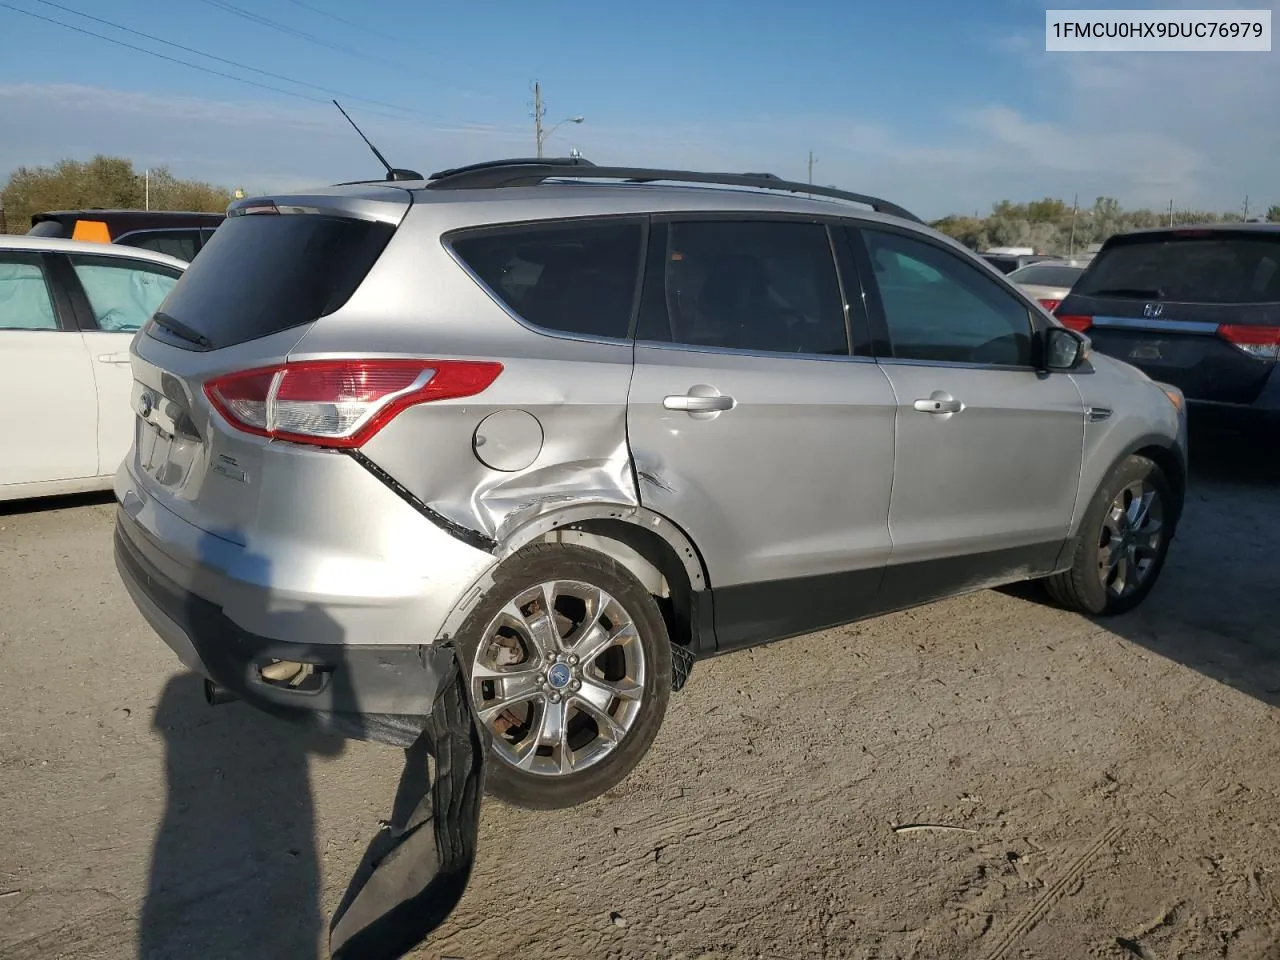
913 393 963 415
664 394 735 412
97 352 132 365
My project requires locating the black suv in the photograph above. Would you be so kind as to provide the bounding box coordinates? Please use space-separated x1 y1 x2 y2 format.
27 210 225 262
1055 224 1280 417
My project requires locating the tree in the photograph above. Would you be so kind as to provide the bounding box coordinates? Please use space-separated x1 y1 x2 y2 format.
1 155 231 233
930 195 1273 254
1267 205 1280 223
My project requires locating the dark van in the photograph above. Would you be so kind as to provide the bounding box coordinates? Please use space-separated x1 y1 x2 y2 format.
27 209 225 262
1054 224 1280 417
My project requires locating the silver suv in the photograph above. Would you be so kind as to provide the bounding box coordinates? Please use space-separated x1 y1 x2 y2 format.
114 158 1188 810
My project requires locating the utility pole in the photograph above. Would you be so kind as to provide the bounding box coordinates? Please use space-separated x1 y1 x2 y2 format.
1168 199 1174 226
1068 193 1079 257
145 169 150 211
807 150 816 186
532 80 545 159
1243 193 1250 220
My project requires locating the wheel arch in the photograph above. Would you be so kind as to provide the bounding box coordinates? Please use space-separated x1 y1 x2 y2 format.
434 504 712 656
1070 432 1187 541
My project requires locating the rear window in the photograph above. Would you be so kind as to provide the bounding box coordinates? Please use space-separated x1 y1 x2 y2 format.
1008 264 1083 287
151 212 394 350
450 219 645 339
1075 233 1280 304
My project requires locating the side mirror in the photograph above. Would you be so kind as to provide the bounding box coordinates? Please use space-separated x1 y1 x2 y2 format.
1043 325 1090 371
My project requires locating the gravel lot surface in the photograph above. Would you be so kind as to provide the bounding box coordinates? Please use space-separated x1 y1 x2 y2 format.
2 419 1278 960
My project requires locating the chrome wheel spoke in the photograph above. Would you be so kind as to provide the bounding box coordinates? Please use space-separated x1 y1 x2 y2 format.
570 619 635 667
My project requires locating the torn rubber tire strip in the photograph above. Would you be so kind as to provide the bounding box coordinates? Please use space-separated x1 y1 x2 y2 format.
329 648 488 960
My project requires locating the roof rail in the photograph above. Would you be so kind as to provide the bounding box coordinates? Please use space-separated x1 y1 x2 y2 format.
423 159 921 223
428 156 596 180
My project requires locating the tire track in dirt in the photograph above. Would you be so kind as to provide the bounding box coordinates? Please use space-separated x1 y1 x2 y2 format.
982 825 1124 960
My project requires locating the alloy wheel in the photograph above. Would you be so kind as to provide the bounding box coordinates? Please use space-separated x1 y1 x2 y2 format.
470 580 646 777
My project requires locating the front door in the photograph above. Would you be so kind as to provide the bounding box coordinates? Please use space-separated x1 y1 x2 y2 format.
852 226 1086 609
626 217 898 650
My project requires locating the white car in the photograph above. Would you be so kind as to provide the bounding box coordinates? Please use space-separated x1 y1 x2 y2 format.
0 235 186 501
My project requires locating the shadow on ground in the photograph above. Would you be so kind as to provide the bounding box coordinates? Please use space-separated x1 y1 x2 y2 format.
137 674 344 960
1010 413 1280 709
0 490 115 517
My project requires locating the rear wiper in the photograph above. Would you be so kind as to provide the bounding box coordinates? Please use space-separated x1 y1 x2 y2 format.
1086 287 1165 299
151 311 213 349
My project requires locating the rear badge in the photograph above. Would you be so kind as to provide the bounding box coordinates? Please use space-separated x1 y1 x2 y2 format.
212 454 247 484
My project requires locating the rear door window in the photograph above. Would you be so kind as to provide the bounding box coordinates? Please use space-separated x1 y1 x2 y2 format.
150 213 395 350
1075 233 1280 303
117 230 202 262
69 255 182 333
640 219 848 355
450 219 645 339
0 254 59 330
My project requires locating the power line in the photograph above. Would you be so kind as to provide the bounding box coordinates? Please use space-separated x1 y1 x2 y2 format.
193 0 479 97
27 0 435 121
1 2 328 106
195 0 372 61
279 0 404 46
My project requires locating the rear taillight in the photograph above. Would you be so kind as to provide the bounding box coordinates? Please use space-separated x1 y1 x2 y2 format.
1216 324 1280 360
1037 298 1061 313
204 359 503 448
1055 314 1093 332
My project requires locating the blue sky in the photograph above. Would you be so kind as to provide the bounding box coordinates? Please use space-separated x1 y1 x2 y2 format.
1 0 1277 218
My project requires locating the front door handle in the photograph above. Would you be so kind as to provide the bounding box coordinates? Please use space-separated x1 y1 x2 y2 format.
97 352 132 365
664 394 735 412
913 393 963 415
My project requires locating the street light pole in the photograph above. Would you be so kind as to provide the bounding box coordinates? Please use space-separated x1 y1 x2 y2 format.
533 81 545 159
531 80 584 158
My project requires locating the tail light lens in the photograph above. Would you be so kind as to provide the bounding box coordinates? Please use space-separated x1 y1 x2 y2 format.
1055 314 1094 333
204 359 503 448
1216 324 1280 360
1037 298 1061 312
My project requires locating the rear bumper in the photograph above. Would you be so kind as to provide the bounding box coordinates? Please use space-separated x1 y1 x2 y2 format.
115 506 458 747
1187 365 1280 415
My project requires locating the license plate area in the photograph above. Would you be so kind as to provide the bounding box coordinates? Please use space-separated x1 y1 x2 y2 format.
133 381 201 488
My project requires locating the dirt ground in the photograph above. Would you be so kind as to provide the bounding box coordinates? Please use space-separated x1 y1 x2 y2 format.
2 418 1279 960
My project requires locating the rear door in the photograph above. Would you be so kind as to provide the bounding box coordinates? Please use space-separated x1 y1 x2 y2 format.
0 250 98 488
626 216 898 650
60 252 183 477
851 226 1085 607
1056 229 1280 404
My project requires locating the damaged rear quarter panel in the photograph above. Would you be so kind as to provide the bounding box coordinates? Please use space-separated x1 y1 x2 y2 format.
356 349 640 545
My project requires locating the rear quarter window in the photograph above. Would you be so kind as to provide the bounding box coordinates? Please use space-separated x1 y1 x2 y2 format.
450 219 645 340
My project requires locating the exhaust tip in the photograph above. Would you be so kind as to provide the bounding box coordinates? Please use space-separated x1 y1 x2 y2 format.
203 678 237 706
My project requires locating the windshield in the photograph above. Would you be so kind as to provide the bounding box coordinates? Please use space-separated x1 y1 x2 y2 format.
1008 264 1083 287
1074 233 1280 304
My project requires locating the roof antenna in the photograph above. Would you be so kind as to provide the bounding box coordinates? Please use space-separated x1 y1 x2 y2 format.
332 100 422 182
